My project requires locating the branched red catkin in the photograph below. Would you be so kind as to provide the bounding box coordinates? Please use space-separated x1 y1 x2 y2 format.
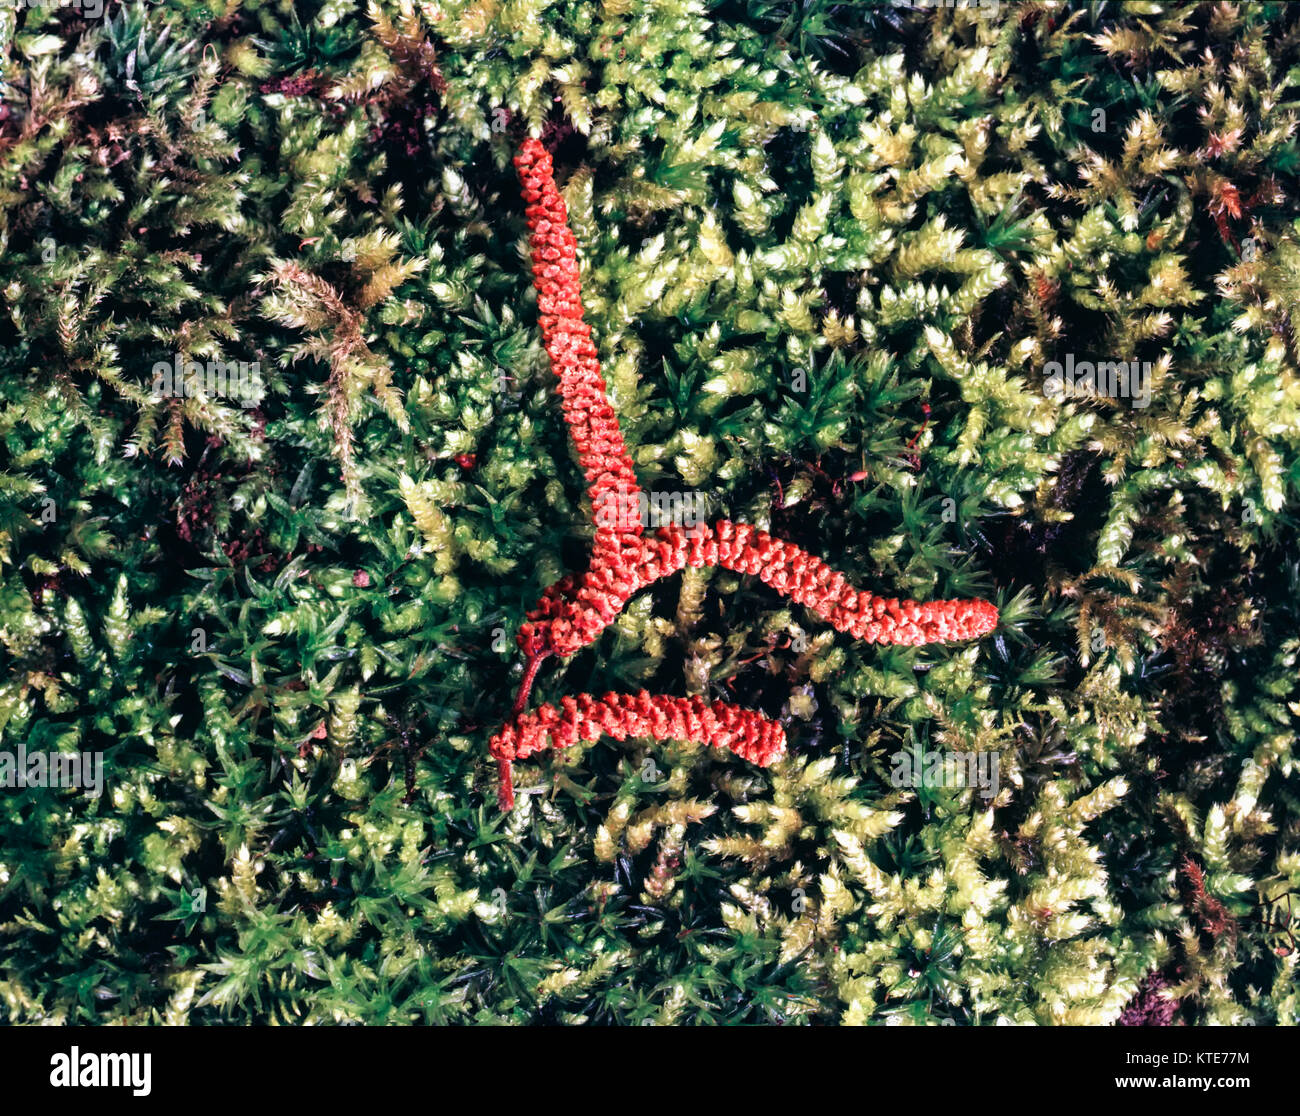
490 137 999 811
516 520 1000 658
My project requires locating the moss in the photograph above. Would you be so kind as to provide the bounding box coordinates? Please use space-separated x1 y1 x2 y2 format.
0 0 1296 1025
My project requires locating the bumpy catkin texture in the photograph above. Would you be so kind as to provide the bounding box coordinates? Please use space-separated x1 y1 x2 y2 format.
515 138 643 553
492 137 999 811
517 520 1000 658
490 691 786 805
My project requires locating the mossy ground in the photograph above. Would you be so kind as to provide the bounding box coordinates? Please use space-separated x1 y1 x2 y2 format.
0 1 1297 1024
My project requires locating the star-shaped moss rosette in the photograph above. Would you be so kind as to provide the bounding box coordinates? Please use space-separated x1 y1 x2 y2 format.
489 137 999 811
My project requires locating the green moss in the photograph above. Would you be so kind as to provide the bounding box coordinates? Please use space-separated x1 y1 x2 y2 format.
0 0 1297 1025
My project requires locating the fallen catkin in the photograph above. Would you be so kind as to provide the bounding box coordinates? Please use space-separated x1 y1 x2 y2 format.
490 692 786 810
491 137 1000 812
517 521 1000 658
515 137 643 550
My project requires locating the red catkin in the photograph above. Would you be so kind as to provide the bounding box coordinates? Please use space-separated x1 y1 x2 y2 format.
516 521 1000 658
490 137 1000 811
490 692 786 810
515 138 643 550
